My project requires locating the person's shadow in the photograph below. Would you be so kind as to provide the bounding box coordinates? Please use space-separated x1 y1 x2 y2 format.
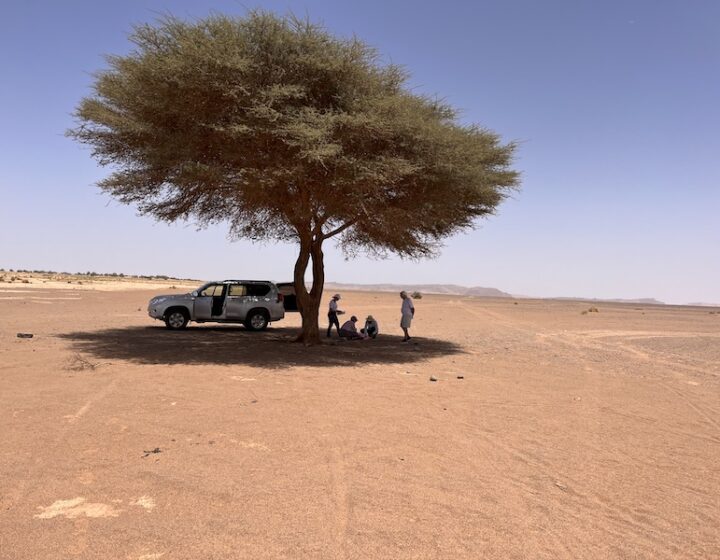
58 326 463 369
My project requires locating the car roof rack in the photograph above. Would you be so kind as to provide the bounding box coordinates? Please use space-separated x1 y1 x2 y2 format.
220 279 271 283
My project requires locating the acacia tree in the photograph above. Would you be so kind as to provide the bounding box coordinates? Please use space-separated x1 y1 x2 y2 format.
70 12 519 344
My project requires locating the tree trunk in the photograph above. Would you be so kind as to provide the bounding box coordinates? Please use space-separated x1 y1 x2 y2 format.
293 235 325 345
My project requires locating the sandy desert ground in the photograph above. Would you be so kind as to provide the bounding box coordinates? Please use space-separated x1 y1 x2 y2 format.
1 279 719 559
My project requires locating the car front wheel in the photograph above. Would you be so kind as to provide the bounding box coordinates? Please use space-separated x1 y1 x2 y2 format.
165 309 189 330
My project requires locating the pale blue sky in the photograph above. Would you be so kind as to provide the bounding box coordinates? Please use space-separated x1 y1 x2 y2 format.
1 1 718 304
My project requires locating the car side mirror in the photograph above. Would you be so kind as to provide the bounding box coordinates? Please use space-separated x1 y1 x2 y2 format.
191 291 198 297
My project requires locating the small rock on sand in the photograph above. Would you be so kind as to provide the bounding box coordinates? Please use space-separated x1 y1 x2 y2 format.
16 333 34 339
429 376 438 382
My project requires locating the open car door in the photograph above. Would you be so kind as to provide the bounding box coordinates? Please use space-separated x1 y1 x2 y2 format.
276 282 298 312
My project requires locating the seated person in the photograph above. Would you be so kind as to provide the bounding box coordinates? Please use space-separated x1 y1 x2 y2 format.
339 316 364 340
361 315 379 339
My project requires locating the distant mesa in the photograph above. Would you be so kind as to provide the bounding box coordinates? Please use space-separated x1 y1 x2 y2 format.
553 296 665 305
325 283 679 305
618 298 664 305
325 282 512 298
618 298 665 305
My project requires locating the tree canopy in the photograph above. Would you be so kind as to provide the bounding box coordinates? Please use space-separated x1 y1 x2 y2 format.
70 11 519 343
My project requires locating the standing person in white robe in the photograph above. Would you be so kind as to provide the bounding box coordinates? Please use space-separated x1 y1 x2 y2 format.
399 291 415 342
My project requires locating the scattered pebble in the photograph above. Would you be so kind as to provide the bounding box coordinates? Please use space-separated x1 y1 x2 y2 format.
429 375 438 382
456 375 464 379
141 448 162 458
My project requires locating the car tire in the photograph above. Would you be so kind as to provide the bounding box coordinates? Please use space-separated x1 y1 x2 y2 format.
245 309 269 331
164 308 189 330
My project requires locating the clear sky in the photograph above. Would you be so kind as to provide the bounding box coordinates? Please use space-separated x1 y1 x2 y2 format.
1 0 718 304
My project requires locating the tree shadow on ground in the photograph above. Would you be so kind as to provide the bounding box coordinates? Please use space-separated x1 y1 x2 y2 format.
57 326 464 369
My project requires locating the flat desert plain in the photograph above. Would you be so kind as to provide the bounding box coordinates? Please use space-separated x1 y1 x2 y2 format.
1 282 719 559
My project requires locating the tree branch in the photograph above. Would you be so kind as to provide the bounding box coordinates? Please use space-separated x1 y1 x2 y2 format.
321 220 356 240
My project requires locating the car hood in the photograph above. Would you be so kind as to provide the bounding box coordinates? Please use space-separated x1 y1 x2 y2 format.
150 293 194 302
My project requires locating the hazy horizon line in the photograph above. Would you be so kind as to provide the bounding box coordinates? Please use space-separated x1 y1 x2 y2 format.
3 267 718 307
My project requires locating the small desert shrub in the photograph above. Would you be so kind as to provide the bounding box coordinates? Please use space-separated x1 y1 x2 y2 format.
588 306 599 313
411 291 423 299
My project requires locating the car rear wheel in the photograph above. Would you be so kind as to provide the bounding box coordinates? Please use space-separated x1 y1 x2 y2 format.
245 310 269 331
165 309 189 330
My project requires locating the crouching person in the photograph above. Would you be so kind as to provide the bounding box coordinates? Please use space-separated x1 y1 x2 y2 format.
361 315 379 339
339 316 364 340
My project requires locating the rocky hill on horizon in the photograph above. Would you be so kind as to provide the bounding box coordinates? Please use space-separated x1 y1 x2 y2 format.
325 282 681 305
552 296 666 305
325 282 512 298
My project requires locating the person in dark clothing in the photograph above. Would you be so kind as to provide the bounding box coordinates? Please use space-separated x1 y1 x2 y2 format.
327 293 344 337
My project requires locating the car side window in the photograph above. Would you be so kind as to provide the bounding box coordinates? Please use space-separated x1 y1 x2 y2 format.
199 284 222 297
228 284 246 297
244 283 271 297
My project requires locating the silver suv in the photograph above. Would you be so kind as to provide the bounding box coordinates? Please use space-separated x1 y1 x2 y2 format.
148 280 285 330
